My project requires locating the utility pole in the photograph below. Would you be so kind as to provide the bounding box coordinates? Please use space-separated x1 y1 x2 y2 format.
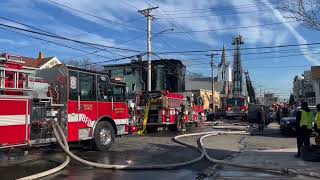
206 52 218 112
138 6 158 92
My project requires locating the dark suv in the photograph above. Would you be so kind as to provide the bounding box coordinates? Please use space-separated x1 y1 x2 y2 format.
280 107 316 135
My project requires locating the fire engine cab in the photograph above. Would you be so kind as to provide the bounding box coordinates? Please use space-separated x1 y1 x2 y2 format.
0 53 131 152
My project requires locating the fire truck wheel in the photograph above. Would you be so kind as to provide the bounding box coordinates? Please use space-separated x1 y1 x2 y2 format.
146 126 158 133
168 124 178 131
94 121 115 152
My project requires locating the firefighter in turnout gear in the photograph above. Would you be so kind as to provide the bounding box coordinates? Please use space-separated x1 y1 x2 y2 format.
295 101 313 158
179 103 186 132
315 104 320 145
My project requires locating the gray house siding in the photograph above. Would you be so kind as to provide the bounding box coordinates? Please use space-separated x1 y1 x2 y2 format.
104 59 185 99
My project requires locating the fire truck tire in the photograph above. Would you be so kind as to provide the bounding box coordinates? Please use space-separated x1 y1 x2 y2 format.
168 124 178 131
146 126 158 133
94 121 115 152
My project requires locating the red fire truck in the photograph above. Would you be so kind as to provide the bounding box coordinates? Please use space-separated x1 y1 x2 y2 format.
225 96 248 119
135 91 205 132
0 53 133 152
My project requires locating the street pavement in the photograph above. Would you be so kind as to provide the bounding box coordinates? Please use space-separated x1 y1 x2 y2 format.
214 123 319 180
0 121 319 180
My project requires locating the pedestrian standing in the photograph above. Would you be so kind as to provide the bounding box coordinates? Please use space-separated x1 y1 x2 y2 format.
282 105 289 117
295 101 313 158
315 104 320 145
315 104 320 134
257 106 265 132
276 106 282 124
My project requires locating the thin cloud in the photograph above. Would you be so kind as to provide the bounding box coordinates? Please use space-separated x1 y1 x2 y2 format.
262 0 320 65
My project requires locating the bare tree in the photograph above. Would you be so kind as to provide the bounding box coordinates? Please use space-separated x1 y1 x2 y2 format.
277 0 320 31
66 59 104 71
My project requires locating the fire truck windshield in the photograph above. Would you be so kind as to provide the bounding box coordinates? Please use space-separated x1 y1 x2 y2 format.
112 84 126 102
227 98 245 106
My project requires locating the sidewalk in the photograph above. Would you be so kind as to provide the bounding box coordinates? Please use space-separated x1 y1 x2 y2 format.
214 123 320 180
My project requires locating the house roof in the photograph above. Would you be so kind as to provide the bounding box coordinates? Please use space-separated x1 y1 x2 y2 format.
22 57 54 68
104 59 185 68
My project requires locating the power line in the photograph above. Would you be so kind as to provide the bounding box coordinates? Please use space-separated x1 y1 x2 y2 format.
0 18 136 58
0 26 114 59
156 41 320 54
47 0 144 31
0 22 142 53
157 9 272 19
81 54 144 66
163 2 272 13
155 45 320 62
119 0 140 10
162 20 296 34
182 49 320 65
190 65 310 69
147 0 198 44
0 17 146 53
0 24 147 64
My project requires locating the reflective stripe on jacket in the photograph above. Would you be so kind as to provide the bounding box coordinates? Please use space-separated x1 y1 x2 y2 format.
316 112 320 129
300 110 313 129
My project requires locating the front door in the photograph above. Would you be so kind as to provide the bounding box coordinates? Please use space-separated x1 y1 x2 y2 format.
68 71 97 141
77 72 97 139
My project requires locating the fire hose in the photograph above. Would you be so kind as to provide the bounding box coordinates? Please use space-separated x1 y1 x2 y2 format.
18 122 320 179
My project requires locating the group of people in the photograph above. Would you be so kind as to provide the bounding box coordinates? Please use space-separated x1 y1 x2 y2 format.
295 102 320 158
256 104 291 132
256 102 320 158
274 104 290 124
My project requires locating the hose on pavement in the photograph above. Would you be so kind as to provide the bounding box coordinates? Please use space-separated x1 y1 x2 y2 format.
18 122 320 179
16 128 71 180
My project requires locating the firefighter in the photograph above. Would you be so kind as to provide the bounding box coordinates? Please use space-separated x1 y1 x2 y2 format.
315 104 320 134
179 103 186 132
257 106 265 132
295 101 313 158
315 104 320 145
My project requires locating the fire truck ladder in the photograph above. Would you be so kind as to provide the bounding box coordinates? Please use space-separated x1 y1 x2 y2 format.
244 71 256 103
0 55 34 96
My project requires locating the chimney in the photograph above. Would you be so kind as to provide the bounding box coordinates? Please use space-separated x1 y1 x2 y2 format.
38 52 45 59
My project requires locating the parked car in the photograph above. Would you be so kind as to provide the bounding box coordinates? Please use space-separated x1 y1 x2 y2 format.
280 106 316 135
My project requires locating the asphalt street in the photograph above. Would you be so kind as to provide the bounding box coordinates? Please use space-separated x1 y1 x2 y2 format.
0 121 317 180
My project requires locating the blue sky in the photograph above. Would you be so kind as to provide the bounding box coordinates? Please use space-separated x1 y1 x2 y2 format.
0 0 320 99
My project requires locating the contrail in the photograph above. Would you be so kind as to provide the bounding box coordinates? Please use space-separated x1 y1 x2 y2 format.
262 0 320 65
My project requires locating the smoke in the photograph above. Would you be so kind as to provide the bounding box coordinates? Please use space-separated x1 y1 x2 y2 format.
262 0 320 65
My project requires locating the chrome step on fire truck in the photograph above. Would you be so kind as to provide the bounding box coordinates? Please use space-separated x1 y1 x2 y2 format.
0 53 134 152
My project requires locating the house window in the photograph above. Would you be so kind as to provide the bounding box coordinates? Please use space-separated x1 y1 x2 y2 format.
132 68 136 76
126 68 132 76
132 83 135 91
123 69 126 76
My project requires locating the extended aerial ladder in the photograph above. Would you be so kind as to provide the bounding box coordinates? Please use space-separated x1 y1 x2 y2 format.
244 71 256 104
